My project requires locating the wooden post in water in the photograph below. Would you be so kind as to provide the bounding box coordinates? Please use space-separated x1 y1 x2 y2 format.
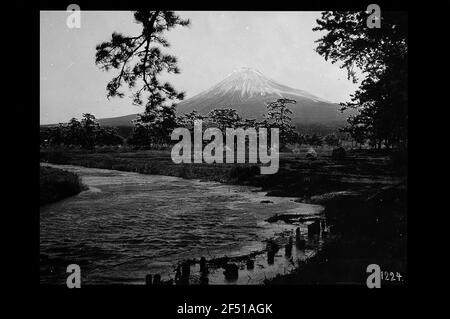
295 227 301 241
145 274 152 286
308 221 320 238
175 262 190 285
181 262 190 279
153 274 161 285
223 263 239 281
285 236 293 257
267 250 275 264
295 228 306 249
200 257 208 274
199 274 209 285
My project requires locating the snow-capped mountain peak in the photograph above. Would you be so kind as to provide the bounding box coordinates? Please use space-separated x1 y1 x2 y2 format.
175 67 350 124
198 67 328 103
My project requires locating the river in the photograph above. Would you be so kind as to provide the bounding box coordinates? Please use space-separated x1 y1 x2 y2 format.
40 164 324 285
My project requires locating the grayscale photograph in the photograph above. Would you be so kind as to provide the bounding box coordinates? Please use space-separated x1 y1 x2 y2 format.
39 9 408 289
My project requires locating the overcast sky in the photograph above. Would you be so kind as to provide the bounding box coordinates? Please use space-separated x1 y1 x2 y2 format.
40 11 360 124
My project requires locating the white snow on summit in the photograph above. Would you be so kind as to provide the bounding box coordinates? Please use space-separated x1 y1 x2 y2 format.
197 67 329 103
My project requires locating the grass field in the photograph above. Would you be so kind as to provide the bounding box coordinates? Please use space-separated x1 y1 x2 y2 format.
40 145 404 197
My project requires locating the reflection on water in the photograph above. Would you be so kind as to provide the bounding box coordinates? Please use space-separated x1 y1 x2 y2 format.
40 164 324 285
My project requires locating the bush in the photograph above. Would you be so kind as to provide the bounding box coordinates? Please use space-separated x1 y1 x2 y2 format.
331 147 346 161
40 166 85 206
229 165 260 181
389 147 408 175
94 157 115 169
42 150 70 164
178 164 192 179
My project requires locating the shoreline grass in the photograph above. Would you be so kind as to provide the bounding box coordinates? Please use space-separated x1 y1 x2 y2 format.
40 165 86 206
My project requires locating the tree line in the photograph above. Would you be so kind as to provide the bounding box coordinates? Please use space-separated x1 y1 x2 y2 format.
127 98 342 149
40 113 123 149
40 104 342 150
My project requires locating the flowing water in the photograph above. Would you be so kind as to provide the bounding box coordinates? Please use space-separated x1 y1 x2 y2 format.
40 164 324 285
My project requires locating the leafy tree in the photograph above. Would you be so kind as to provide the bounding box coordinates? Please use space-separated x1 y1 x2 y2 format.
40 128 51 146
208 108 242 132
66 118 83 146
80 113 99 149
127 123 151 148
95 11 190 143
313 11 407 149
266 98 297 144
295 134 306 146
49 124 65 146
305 133 323 146
240 118 258 129
256 118 271 129
96 127 124 146
324 133 340 146
137 105 178 145
340 118 367 148
176 110 206 130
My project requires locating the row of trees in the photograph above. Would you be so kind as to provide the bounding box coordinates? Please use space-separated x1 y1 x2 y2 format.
127 99 298 148
40 105 342 149
40 114 123 149
40 111 341 150
126 100 342 149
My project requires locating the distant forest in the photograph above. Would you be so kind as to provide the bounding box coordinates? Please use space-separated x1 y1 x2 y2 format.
40 102 349 151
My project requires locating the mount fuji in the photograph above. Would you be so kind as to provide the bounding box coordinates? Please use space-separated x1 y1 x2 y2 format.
97 67 351 127
176 67 348 124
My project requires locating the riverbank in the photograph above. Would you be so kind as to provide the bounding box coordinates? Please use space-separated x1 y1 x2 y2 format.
266 184 407 285
40 147 407 285
40 165 86 206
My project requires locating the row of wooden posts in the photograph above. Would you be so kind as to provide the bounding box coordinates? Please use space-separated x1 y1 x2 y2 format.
145 219 328 285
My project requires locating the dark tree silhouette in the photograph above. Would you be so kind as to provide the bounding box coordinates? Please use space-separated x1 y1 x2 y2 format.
266 98 297 144
96 127 124 146
95 11 190 144
240 118 258 129
208 109 242 132
49 124 65 146
81 113 99 149
126 123 152 148
176 110 206 130
304 133 323 146
136 105 178 145
314 11 407 149
324 133 340 146
66 118 83 146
